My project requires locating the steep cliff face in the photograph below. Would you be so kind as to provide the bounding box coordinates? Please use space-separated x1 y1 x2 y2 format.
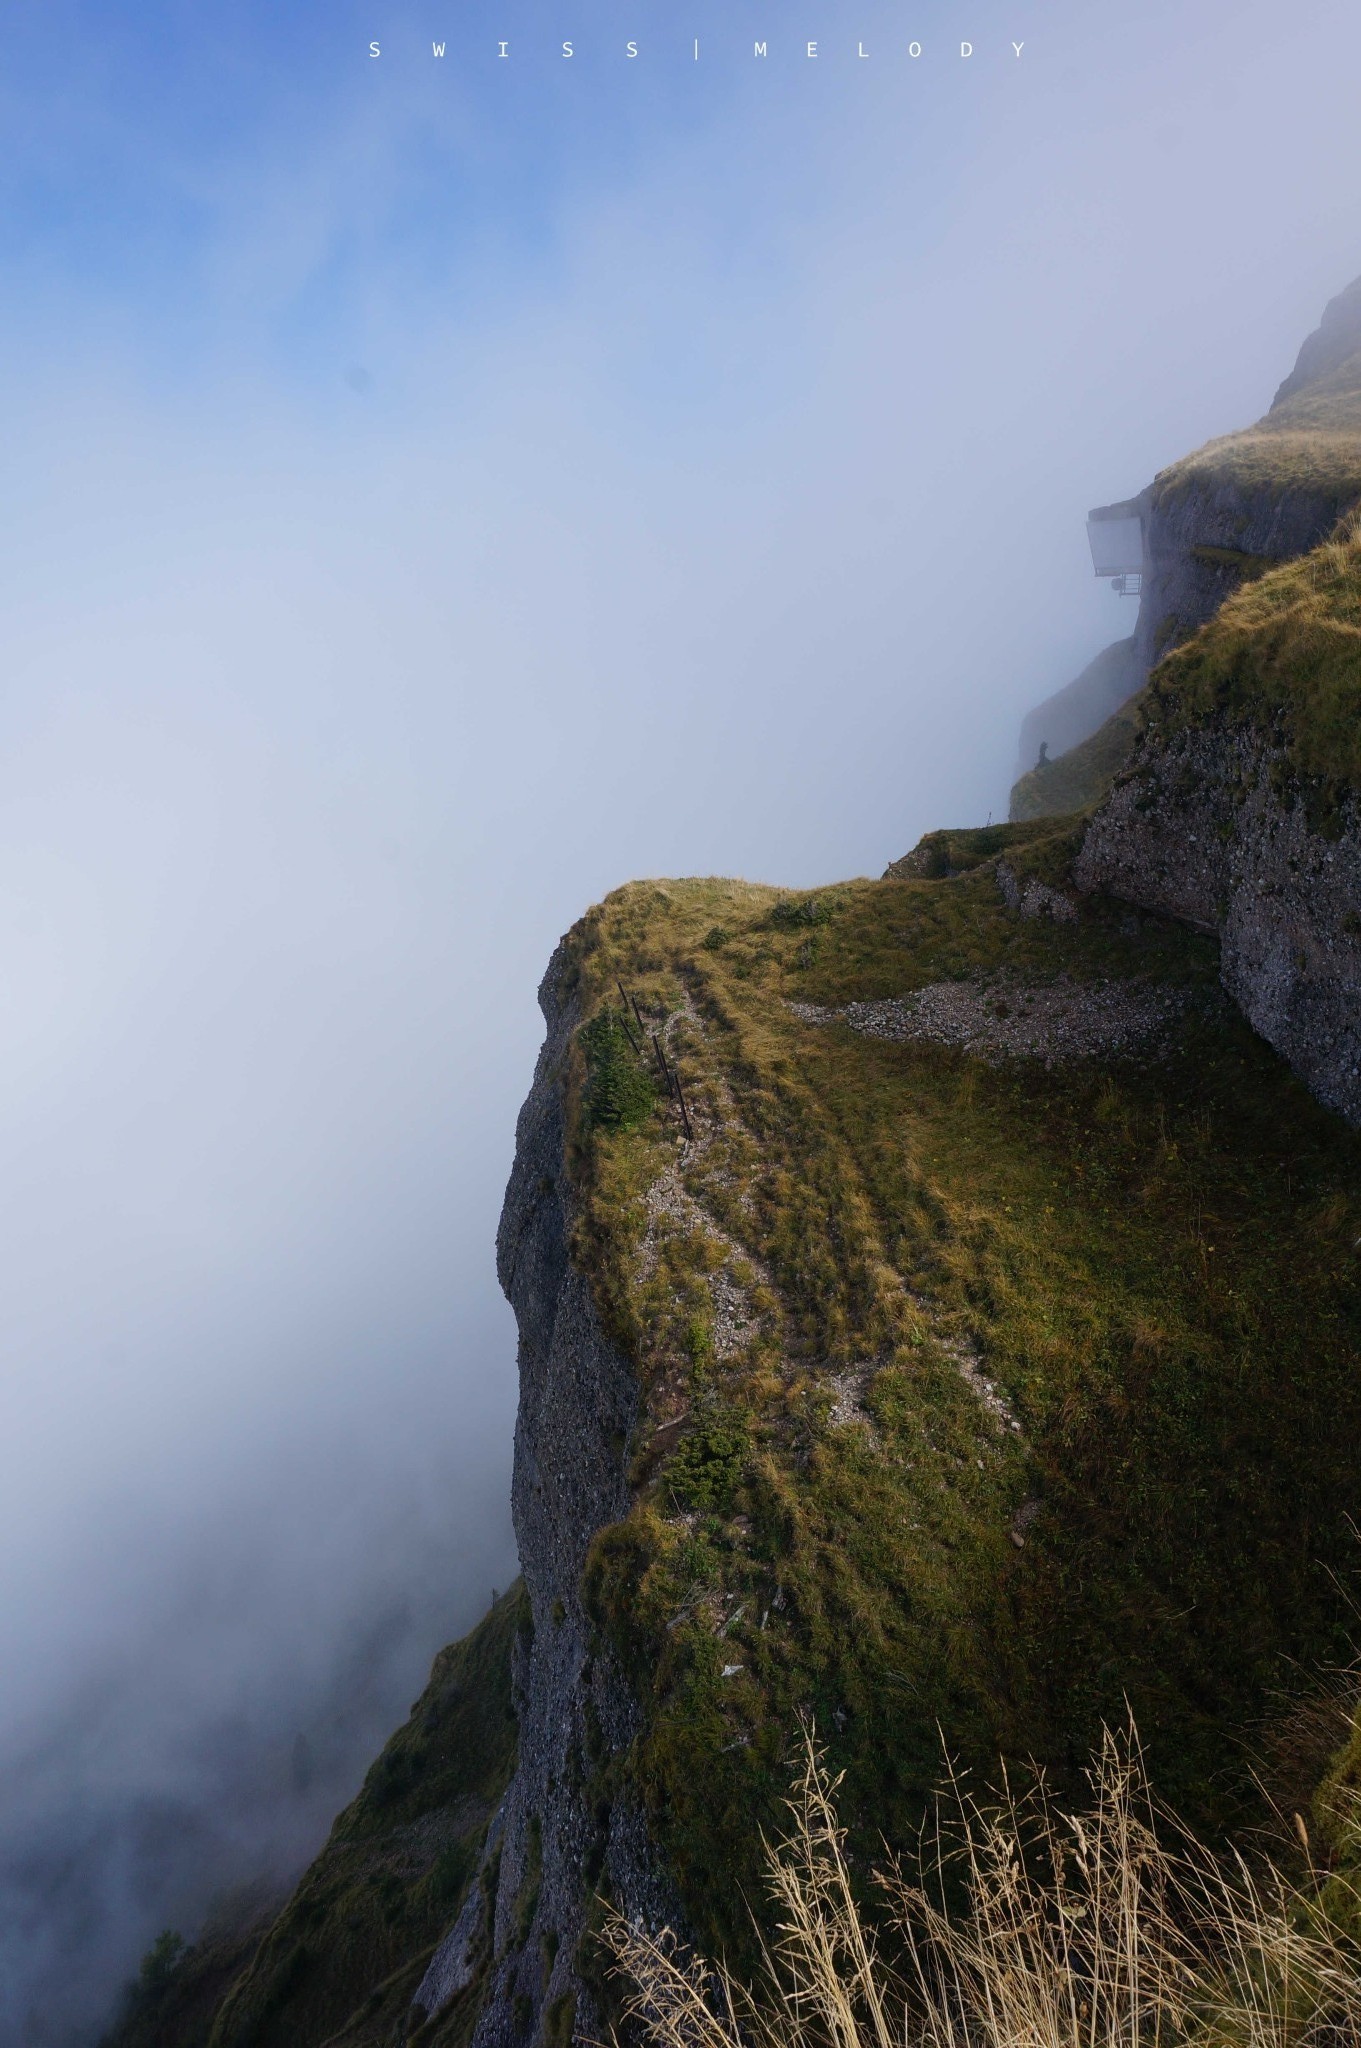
412 943 675 2047
1076 727 1361 1124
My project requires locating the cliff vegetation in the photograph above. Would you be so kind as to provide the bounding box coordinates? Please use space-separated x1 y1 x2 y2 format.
562 845 1361 1970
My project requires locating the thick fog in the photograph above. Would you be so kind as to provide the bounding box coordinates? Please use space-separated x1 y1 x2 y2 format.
2 0 1360 2038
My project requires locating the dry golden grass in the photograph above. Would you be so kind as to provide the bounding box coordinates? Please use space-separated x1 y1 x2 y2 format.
604 1728 1361 2048
1157 429 1361 505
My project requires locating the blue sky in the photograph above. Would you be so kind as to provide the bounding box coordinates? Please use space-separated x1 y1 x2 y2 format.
3 0 1361 2037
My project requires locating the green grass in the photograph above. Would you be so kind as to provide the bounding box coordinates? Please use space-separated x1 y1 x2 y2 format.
1145 516 1361 806
557 858 1361 1970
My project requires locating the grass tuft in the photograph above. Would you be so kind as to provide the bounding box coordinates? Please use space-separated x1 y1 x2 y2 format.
605 1723 1361 2048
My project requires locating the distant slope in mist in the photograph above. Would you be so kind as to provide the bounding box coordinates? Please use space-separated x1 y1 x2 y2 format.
1013 637 1140 783
101 1590 522 2048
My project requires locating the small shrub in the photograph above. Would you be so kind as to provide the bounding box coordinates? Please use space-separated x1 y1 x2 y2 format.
702 927 730 950
684 1316 715 1375
137 1930 186 1994
426 1837 477 1909
769 896 834 931
514 1815 543 1943
667 1411 750 1512
581 1011 657 1133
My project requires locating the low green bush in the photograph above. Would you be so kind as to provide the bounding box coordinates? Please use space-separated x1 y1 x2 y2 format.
581 1011 658 1132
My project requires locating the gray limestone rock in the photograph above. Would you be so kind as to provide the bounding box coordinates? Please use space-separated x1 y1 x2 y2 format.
414 938 679 2048
1131 474 1354 680
1076 729 1361 1126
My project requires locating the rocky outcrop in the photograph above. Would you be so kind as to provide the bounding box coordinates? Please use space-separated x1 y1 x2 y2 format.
1121 280 1361 680
414 942 675 2047
995 860 1078 923
790 974 1190 1067
1076 729 1361 1125
1130 473 1355 678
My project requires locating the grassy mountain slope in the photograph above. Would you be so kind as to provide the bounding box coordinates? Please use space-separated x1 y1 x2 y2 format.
104 1589 524 2048
564 848 1361 1967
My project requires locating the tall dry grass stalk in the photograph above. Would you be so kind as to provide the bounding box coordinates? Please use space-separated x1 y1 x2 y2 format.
602 1726 1361 2048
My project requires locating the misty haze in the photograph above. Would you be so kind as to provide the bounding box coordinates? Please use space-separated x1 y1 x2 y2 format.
3 0 1361 2042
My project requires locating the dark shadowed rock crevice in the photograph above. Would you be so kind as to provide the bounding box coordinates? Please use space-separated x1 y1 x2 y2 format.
1076 728 1361 1126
